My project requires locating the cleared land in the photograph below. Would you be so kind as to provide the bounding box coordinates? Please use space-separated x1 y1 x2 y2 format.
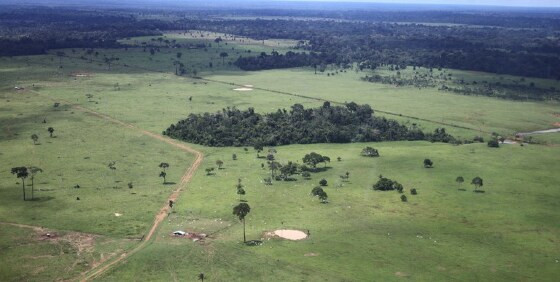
1 32 559 281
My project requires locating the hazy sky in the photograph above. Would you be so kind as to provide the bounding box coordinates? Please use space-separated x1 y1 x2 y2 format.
282 0 560 7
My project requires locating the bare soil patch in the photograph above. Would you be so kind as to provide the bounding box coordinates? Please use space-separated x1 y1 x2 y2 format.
263 229 308 240
395 271 410 277
172 231 208 242
233 87 253 91
70 71 94 77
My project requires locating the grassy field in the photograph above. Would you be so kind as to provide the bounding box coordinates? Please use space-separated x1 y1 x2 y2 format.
0 223 135 281
101 141 560 281
1 32 559 281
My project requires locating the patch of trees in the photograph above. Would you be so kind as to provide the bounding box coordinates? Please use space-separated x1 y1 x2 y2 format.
234 51 330 71
164 102 448 147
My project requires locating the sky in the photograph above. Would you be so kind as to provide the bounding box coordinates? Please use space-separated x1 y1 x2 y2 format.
282 0 560 7
1 0 558 8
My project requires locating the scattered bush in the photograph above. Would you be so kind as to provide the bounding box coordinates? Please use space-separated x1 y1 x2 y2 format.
373 176 402 191
361 146 379 157
319 179 328 186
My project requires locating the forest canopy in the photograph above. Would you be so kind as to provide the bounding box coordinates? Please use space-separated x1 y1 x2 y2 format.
164 102 453 147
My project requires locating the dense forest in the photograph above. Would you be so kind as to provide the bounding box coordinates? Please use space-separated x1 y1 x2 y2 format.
199 19 560 79
1 6 559 79
164 102 455 147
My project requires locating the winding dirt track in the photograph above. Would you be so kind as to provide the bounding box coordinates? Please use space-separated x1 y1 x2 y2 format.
28 90 204 281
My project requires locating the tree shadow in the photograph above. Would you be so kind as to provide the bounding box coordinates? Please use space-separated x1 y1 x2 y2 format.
163 182 177 185
458 188 467 191
474 190 486 193
29 196 55 202
244 240 262 246
309 167 332 173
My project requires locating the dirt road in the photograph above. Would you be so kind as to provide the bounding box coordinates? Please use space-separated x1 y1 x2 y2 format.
27 90 204 281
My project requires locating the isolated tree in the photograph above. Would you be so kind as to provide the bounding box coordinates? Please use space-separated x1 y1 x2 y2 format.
318 190 328 203
219 52 229 64
311 187 328 203
401 195 408 202
205 167 215 175
159 171 167 184
159 162 169 172
232 154 237 160
456 176 464 189
31 134 39 145
56 51 65 67
268 161 281 178
235 178 245 201
237 185 246 201
423 158 433 168
302 152 328 169
471 176 484 191
11 167 29 201
198 273 205 282
319 179 328 186
28 166 43 200
216 160 224 169
232 202 251 242
47 127 55 138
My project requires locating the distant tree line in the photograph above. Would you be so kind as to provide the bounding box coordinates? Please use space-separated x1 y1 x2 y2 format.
164 102 455 147
190 18 560 79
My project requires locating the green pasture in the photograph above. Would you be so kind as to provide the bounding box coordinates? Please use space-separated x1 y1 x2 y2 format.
0 31 559 281
0 90 194 237
101 141 560 281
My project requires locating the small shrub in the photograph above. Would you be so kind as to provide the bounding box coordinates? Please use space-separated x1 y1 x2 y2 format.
423 158 433 168
319 179 328 186
487 139 500 148
128 182 133 189
410 188 417 195
394 183 404 193
401 195 408 202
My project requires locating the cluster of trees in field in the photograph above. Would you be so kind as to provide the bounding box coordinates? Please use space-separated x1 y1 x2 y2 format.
164 102 457 147
363 67 560 101
234 51 329 71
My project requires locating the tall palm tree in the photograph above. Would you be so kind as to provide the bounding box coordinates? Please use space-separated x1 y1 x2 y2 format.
232 203 251 242
28 167 43 200
47 127 54 137
11 167 29 201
